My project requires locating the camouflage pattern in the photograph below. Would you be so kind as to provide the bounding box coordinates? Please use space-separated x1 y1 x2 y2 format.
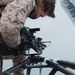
0 0 14 5
0 0 36 48
0 0 43 75
0 0 36 75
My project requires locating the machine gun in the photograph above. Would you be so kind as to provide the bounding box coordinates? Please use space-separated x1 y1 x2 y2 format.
0 26 50 57
0 27 75 75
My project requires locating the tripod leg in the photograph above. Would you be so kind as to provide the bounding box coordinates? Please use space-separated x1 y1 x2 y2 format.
26 68 31 75
12 55 26 75
49 68 57 75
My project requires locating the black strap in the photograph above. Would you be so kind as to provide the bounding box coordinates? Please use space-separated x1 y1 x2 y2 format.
0 5 6 8
0 5 6 17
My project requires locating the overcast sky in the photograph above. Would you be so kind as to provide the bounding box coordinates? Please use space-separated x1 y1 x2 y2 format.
3 0 75 75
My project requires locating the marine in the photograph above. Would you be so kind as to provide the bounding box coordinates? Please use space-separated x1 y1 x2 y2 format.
0 0 56 75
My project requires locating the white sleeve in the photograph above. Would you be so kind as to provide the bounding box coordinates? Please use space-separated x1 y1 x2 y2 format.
60 0 75 25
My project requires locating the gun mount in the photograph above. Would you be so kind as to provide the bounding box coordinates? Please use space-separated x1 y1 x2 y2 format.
0 27 75 75
0 27 46 57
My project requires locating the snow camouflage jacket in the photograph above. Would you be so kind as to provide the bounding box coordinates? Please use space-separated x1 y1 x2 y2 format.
0 0 42 48
60 0 75 25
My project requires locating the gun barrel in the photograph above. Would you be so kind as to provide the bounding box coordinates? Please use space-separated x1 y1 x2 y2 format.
41 41 51 43
57 60 75 69
46 60 75 75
